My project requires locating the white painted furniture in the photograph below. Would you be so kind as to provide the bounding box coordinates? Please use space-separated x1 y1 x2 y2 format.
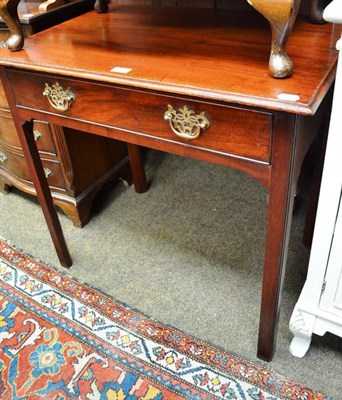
289 0 342 358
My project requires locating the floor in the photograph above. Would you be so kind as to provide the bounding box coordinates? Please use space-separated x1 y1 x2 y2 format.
0 150 341 398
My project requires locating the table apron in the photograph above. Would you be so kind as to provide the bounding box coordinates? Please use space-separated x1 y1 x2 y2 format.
8 72 274 160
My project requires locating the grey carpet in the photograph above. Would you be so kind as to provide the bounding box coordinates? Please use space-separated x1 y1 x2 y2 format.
0 149 341 398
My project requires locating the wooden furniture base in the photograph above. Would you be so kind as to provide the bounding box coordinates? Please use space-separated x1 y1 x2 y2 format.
1 0 324 78
0 5 337 361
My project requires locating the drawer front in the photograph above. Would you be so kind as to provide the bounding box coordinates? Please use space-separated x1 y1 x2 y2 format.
0 81 9 108
0 108 19 148
31 120 57 156
8 70 272 163
0 144 66 190
0 108 57 155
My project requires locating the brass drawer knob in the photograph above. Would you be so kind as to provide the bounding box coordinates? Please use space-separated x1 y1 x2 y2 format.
164 105 210 140
44 167 53 178
33 129 42 141
0 152 8 163
43 82 75 112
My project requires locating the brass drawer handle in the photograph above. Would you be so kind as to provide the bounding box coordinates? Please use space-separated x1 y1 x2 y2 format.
33 129 42 141
44 168 53 178
0 152 8 163
164 105 210 140
43 82 75 112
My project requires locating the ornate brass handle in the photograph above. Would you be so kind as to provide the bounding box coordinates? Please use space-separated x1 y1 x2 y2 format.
43 82 75 112
0 152 8 163
164 105 210 140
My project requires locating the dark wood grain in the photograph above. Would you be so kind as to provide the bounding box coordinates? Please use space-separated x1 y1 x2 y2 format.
258 112 298 361
127 143 148 193
7 70 273 163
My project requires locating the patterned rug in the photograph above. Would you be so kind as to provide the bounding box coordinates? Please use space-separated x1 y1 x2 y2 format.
0 238 331 400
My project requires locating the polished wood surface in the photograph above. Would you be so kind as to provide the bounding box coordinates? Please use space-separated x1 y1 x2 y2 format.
8 70 273 162
0 0 326 78
0 6 337 362
0 6 336 113
95 0 305 77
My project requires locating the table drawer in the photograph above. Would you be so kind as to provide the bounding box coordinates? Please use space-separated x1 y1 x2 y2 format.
0 108 57 155
0 144 66 190
8 70 272 163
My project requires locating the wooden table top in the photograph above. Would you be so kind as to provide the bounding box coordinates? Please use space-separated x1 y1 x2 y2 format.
0 5 338 114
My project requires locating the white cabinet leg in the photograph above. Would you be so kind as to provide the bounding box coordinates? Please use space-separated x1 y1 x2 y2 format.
290 335 312 358
289 307 315 357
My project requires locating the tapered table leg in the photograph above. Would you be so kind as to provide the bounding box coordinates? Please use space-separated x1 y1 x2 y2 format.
127 143 148 194
248 0 301 78
0 0 24 51
20 121 72 268
257 113 298 361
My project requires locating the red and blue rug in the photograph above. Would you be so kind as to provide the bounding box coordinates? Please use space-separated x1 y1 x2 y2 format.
0 238 332 400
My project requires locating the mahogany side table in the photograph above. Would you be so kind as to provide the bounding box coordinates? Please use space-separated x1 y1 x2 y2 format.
0 6 337 361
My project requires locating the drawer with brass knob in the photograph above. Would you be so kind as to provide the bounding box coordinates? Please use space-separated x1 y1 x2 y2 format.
0 144 65 191
0 108 57 156
7 70 272 165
